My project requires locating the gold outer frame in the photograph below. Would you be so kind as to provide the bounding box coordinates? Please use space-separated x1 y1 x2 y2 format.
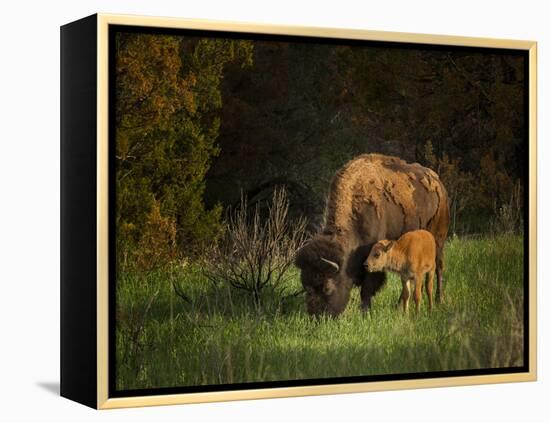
95 13 537 409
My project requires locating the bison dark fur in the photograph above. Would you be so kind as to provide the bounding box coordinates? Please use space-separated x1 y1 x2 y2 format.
295 154 450 317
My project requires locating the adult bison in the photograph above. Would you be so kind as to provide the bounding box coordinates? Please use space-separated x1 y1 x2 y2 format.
295 154 450 317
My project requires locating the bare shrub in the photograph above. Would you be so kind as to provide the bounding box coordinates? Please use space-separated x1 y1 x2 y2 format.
491 181 523 234
204 187 308 310
116 288 159 383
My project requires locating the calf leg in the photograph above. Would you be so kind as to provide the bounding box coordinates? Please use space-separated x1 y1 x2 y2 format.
426 269 435 312
360 271 386 312
413 274 423 313
401 277 411 313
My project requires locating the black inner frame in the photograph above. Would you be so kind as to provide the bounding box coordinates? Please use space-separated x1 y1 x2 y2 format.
108 24 531 398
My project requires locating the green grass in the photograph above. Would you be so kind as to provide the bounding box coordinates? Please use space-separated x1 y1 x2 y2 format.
115 234 524 391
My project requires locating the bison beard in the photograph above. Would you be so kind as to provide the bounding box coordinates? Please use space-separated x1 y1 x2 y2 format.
295 154 450 317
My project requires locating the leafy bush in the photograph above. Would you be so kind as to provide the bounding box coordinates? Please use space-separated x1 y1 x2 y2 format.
115 32 253 268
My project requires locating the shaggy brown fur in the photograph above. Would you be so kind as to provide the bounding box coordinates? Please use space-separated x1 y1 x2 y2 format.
364 230 436 313
295 154 449 317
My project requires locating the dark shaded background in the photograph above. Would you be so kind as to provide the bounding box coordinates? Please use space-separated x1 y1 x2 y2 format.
207 39 526 232
114 30 527 266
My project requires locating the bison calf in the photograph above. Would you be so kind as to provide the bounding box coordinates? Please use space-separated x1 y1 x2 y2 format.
364 230 436 313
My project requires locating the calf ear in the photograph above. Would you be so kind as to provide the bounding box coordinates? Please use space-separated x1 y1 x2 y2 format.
384 241 395 252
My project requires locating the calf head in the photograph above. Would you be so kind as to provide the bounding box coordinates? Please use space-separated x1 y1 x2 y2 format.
295 235 352 317
364 240 394 272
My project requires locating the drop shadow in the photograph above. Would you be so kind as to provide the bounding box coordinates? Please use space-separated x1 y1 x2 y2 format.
36 381 60 396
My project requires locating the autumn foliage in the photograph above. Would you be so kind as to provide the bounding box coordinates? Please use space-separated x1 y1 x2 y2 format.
115 32 253 270
115 32 526 270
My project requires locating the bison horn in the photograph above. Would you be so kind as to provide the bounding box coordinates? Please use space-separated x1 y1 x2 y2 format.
320 257 340 273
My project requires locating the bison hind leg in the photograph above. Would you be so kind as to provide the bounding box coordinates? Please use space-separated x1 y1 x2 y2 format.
435 248 445 304
360 271 386 312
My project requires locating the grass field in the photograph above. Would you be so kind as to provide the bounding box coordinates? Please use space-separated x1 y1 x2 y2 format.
115 234 524 391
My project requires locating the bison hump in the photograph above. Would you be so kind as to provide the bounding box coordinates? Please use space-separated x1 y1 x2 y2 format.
324 154 444 232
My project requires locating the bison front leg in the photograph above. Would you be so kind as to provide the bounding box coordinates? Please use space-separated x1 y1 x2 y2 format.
360 271 386 312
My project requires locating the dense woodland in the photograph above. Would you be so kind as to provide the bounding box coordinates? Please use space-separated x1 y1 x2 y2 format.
114 31 526 270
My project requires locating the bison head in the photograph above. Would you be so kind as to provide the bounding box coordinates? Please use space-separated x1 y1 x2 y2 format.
364 240 394 272
295 235 352 317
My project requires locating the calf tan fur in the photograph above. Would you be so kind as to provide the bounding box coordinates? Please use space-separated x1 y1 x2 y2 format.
364 230 436 313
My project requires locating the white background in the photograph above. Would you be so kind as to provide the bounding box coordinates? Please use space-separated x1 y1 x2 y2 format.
0 0 547 421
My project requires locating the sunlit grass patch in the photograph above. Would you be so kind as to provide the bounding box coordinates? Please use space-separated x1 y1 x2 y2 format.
115 234 524 390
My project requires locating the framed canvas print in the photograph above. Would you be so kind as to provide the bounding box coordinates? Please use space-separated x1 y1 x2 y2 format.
60 13 537 409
